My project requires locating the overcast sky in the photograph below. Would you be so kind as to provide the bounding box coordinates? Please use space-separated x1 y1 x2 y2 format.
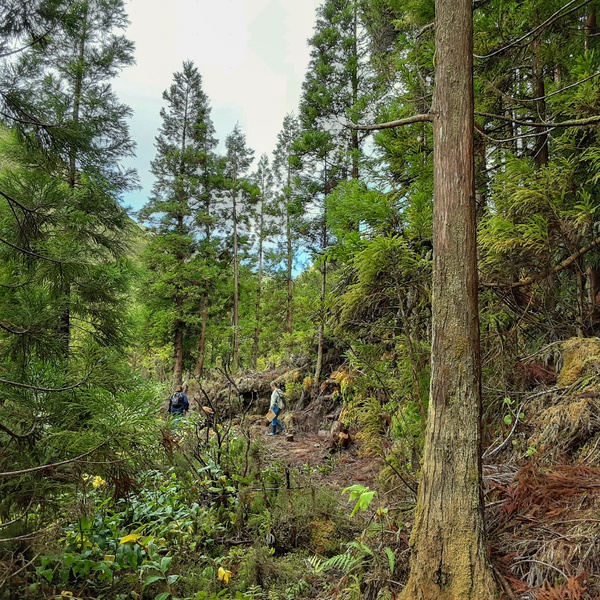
113 0 322 211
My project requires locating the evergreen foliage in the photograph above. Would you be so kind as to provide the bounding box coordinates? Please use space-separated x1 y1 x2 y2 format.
138 61 225 384
3 1 600 598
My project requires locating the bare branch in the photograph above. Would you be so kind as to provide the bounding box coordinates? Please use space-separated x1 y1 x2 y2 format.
346 114 433 132
0 322 31 335
476 125 557 144
0 499 33 529
0 553 39 588
479 72 600 113
0 28 51 58
0 525 56 543
476 111 600 129
0 189 39 214
522 71 600 103
0 376 89 392
417 23 434 38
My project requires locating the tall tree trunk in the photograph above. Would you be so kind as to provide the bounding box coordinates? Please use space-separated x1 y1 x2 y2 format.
314 200 329 386
195 180 213 378
60 20 87 353
68 19 86 189
172 94 190 382
285 204 293 335
232 187 240 372
399 0 498 598
253 202 264 370
351 1 360 181
194 291 209 377
314 254 327 386
173 296 184 387
532 27 548 168
585 10 597 53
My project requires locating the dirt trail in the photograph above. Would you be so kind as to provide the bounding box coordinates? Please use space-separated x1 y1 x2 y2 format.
263 432 382 491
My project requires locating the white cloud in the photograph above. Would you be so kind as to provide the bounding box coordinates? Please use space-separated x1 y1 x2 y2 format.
113 0 321 210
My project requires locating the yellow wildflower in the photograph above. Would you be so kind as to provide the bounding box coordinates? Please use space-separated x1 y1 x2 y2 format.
92 476 106 489
218 567 232 584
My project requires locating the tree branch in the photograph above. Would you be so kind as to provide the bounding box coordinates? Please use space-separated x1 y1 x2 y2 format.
0 322 31 335
476 125 557 144
0 438 110 478
0 421 36 441
484 236 600 289
0 376 89 392
476 111 600 129
0 189 39 214
0 235 64 263
475 0 592 60
504 71 600 104
0 25 55 59
346 114 433 131
0 499 33 529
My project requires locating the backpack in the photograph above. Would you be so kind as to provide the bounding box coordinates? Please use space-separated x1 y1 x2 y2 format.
275 389 285 410
170 391 184 409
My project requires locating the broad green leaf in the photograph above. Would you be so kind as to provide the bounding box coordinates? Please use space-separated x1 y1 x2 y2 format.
143 574 165 588
160 556 173 572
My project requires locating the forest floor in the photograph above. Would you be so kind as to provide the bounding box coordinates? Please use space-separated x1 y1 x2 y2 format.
261 431 382 491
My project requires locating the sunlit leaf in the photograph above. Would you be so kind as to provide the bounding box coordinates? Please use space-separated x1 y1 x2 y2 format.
119 533 142 545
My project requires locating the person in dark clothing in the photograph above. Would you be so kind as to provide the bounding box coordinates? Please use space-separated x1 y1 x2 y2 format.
168 385 189 417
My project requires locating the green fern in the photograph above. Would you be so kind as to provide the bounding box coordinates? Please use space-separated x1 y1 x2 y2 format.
308 539 375 577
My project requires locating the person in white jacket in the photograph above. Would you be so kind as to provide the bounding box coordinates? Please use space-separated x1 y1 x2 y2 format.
268 381 285 436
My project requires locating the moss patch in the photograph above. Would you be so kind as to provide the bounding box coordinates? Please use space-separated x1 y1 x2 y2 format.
557 337 600 388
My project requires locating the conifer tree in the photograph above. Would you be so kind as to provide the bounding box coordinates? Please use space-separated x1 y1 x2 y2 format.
139 61 218 386
272 113 302 337
3 0 136 353
0 0 155 532
251 154 273 369
301 0 377 180
222 125 254 372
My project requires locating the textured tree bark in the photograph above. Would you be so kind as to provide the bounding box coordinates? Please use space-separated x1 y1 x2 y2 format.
194 291 209 378
253 203 264 370
532 15 548 168
399 0 498 598
286 208 293 335
585 10 597 53
173 315 184 388
232 187 240 373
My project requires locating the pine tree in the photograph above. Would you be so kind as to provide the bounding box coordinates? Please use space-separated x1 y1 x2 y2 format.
272 113 303 337
250 154 273 369
222 124 255 372
301 0 378 181
4 0 136 353
139 61 218 386
0 0 154 534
